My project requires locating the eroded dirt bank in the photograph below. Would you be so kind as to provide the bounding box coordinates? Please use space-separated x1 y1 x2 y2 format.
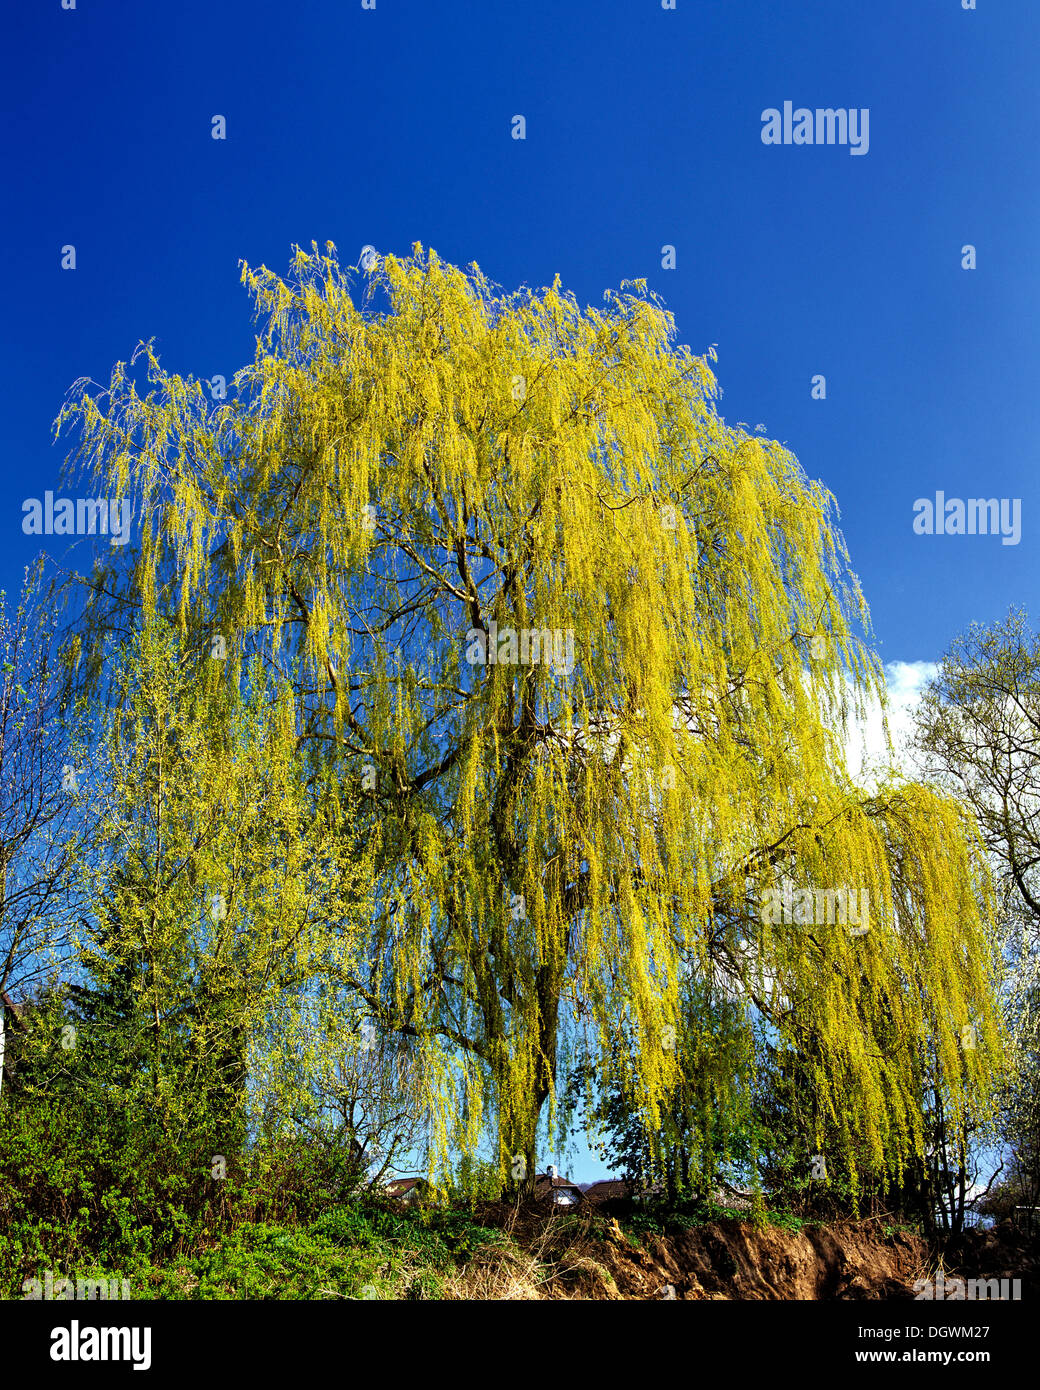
554 1218 929 1300
461 1209 1039 1300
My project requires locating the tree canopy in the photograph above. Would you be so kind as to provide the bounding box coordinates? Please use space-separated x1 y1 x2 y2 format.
52 242 1003 1191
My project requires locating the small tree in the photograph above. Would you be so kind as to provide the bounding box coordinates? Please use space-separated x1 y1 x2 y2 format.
566 979 760 1203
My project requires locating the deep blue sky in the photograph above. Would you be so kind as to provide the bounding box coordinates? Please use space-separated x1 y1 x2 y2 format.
2 0 1034 1179
4 0 1036 664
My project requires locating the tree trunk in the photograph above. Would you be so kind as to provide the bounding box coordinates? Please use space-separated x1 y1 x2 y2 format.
501 968 561 1198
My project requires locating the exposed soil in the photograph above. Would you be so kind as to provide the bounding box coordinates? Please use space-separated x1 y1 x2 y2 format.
549 1217 928 1300
459 1205 1040 1300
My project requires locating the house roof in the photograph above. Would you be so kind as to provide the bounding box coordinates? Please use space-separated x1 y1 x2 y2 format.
533 1171 584 1200
582 1179 635 1203
384 1171 616 1202
382 1177 425 1196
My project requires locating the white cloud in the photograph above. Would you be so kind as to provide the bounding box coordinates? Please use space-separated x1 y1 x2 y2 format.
844 660 938 785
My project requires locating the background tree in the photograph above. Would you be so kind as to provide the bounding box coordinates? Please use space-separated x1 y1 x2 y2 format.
991 971 1040 1223
565 977 760 1205
914 610 1040 932
914 608 1040 1222
54 242 1004 1194
0 564 92 1101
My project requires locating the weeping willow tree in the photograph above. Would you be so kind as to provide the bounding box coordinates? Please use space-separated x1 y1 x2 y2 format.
53 241 1003 1194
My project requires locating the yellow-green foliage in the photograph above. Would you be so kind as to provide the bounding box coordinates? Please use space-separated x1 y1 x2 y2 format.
55 243 1004 1184
66 621 374 1139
